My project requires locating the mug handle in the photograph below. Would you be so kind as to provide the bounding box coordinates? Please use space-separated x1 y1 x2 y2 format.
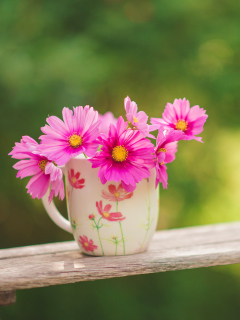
42 187 73 234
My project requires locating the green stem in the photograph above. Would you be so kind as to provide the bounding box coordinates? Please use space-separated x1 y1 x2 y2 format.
140 179 151 252
93 218 104 255
116 200 125 254
96 226 104 256
140 230 148 251
115 242 118 255
70 186 73 213
119 221 125 254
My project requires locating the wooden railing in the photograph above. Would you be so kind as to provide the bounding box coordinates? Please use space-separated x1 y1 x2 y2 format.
1 221 240 306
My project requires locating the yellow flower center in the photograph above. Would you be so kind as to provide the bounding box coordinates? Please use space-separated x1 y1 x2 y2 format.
159 162 164 165
114 192 120 198
39 160 48 172
84 242 89 247
72 177 76 184
112 146 128 162
69 134 83 148
103 212 110 218
133 116 139 123
157 147 167 155
175 120 187 132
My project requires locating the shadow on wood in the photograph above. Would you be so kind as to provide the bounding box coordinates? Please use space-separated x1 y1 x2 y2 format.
0 291 16 306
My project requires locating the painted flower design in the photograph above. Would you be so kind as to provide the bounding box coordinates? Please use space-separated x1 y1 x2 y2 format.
89 116 155 192
39 105 100 166
79 235 98 252
102 183 133 202
154 127 184 189
9 136 65 202
68 169 85 189
96 201 125 221
124 96 157 138
151 98 208 142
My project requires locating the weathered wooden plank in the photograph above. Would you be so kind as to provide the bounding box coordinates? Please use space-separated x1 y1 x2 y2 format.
1 221 240 259
0 221 240 291
0 241 79 259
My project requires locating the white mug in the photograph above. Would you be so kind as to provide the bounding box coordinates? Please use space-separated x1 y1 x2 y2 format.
42 157 159 256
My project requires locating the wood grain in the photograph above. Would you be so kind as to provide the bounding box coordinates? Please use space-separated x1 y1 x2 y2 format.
0 221 240 292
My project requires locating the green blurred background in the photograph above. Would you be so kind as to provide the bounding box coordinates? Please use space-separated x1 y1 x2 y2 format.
1 0 240 319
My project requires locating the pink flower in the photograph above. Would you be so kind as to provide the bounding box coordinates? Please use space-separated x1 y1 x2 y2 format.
88 214 95 220
154 127 184 189
96 201 125 221
89 116 155 192
102 183 133 202
68 169 85 189
98 112 117 134
39 105 100 166
124 96 157 138
9 136 65 202
151 98 208 142
8 135 39 159
79 235 98 252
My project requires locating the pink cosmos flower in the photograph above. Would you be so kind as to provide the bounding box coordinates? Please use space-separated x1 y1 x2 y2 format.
89 116 155 192
96 201 125 221
68 169 85 189
9 136 65 202
98 112 117 134
124 96 157 138
151 98 208 142
102 183 133 202
79 235 98 252
9 135 39 159
154 127 184 189
39 105 100 166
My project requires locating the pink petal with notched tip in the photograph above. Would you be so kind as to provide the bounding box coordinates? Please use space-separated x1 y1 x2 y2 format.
108 184 117 194
49 179 65 203
46 116 69 137
14 159 41 179
121 181 135 193
162 102 177 124
98 112 117 135
26 171 50 199
62 107 74 133
164 142 178 163
104 204 112 212
109 212 125 220
124 96 137 114
156 163 168 189
45 162 62 181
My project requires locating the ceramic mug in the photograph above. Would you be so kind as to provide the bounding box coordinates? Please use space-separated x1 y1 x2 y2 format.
42 156 159 256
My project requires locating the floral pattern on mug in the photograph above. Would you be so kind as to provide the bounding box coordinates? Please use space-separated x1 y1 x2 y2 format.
79 235 98 252
68 169 85 189
88 214 96 220
96 201 125 222
105 235 124 255
70 217 80 233
102 183 133 202
138 178 153 252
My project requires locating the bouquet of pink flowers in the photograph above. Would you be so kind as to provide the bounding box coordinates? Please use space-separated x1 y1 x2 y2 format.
9 97 208 203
